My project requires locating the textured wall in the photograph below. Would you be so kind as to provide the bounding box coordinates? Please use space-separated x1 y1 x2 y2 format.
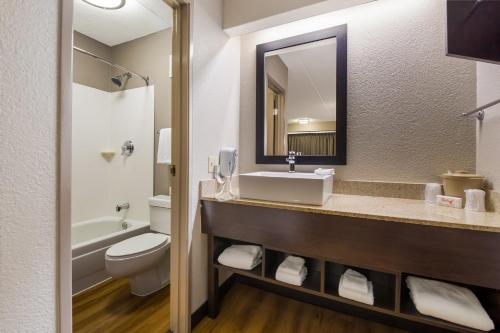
190 0 241 312
476 62 500 190
0 0 59 331
239 0 476 183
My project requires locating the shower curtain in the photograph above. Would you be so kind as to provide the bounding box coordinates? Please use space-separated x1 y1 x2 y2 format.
287 132 335 156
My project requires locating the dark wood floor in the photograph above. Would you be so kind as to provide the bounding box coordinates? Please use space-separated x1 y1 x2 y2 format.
73 278 170 333
195 283 409 333
73 279 409 333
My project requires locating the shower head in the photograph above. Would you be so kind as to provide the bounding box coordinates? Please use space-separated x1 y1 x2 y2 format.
111 72 131 87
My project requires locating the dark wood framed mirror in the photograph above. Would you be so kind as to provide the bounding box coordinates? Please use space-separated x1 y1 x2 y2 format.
256 25 347 165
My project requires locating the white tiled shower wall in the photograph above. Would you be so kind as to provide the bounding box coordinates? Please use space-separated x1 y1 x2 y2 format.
72 83 154 223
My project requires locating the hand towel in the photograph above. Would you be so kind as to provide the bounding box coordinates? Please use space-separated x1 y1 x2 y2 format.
276 266 308 286
341 269 369 294
217 245 262 270
339 274 374 305
157 128 171 164
278 256 306 276
407 276 494 331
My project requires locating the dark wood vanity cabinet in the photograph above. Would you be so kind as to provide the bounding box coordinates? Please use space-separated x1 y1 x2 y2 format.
201 200 500 333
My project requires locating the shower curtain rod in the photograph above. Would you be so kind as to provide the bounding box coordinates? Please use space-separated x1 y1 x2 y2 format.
73 46 150 86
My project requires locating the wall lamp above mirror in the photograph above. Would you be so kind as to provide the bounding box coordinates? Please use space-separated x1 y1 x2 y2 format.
256 25 347 165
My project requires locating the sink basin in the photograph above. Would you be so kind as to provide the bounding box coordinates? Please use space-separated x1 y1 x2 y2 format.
239 172 333 205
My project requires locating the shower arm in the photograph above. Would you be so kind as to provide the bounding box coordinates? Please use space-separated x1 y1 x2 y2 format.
73 46 150 86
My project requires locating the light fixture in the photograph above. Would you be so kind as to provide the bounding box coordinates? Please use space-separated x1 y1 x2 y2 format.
82 0 126 10
298 118 310 125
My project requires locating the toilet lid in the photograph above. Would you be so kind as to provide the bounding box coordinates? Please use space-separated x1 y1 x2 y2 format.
106 233 170 257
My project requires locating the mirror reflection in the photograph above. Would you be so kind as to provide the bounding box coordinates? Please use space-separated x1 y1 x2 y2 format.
264 38 337 156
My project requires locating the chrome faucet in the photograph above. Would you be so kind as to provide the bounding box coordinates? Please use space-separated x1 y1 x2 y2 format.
286 151 296 173
116 203 130 212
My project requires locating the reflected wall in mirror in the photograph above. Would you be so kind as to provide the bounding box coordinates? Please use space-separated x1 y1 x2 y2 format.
265 38 337 156
256 25 347 165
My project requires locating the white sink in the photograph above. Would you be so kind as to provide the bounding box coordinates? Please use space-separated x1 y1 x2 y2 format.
239 172 333 205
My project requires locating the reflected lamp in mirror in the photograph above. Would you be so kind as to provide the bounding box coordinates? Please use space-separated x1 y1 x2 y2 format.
256 25 347 165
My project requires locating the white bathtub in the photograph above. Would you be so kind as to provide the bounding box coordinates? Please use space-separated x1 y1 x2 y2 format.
72 216 149 294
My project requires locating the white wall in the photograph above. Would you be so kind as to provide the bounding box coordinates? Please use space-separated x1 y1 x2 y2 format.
108 87 155 221
239 0 476 183
223 0 374 36
72 84 154 223
476 62 500 190
190 0 241 312
72 84 112 222
0 1 59 331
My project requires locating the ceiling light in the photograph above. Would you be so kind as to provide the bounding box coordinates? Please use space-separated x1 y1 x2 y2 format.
298 118 310 125
81 0 126 10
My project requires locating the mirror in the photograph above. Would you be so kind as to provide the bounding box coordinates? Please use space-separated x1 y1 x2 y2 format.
256 25 347 165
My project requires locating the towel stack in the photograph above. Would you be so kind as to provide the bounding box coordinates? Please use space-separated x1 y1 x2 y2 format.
275 256 308 286
217 245 262 270
407 276 494 331
338 269 374 305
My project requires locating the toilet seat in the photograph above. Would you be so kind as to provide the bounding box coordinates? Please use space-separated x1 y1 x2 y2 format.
106 233 170 258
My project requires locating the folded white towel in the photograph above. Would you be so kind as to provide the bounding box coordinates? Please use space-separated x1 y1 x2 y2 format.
314 168 335 175
278 256 306 276
339 273 374 305
157 128 171 164
407 276 494 331
339 273 375 305
217 245 262 270
342 269 369 294
276 266 308 286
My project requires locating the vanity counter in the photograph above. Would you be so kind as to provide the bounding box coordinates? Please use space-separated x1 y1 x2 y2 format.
201 193 500 233
202 193 500 332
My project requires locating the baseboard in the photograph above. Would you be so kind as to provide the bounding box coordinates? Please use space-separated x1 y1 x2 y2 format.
234 274 454 333
191 275 235 329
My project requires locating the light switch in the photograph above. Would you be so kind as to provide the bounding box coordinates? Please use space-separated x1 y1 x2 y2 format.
208 155 218 173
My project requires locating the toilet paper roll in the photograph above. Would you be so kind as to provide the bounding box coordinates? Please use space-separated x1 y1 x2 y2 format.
425 183 442 204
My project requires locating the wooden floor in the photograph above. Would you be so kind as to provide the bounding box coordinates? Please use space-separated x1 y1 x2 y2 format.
73 279 409 333
73 279 170 333
195 283 409 333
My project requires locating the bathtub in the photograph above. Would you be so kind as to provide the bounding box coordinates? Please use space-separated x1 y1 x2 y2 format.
72 216 149 295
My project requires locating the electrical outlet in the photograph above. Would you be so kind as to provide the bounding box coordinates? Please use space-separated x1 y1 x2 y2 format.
208 156 218 173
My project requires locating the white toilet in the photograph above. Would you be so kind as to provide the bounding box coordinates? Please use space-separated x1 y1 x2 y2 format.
105 195 171 296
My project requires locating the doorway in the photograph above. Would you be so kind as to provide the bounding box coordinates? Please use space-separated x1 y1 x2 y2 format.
58 0 191 332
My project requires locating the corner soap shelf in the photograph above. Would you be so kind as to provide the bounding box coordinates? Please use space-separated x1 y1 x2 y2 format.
100 150 116 161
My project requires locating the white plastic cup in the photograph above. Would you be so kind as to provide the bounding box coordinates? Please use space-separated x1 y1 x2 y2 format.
425 183 443 204
464 189 486 212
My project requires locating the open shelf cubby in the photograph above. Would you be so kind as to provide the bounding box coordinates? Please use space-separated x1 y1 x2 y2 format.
212 236 263 277
324 261 396 311
264 249 321 292
400 273 500 333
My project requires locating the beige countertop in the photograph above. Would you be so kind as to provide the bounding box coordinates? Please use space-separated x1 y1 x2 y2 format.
201 193 500 233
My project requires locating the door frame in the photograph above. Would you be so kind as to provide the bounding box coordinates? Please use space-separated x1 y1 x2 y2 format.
57 0 192 332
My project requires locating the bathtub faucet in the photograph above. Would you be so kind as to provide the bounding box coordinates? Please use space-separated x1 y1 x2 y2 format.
116 203 130 212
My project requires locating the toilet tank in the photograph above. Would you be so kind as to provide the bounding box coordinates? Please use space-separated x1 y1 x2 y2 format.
148 195 171 234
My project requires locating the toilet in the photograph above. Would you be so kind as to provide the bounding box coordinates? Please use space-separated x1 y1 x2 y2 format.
105 195 171 296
